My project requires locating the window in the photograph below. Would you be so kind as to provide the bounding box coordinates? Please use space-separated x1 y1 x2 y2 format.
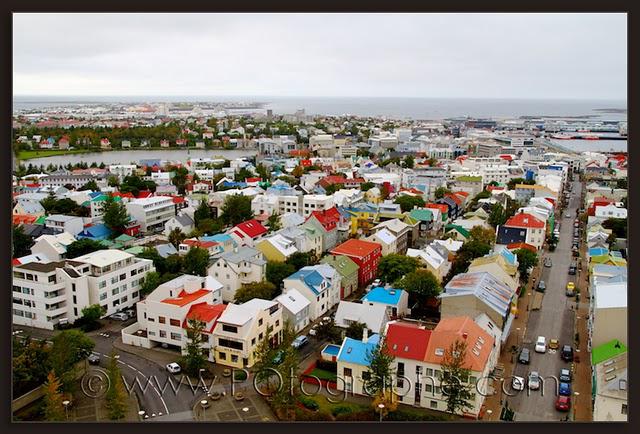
159 330 166 338
218 338 243 351
112 288 120 296
170 319 180 327
159 316 166 324
430 400 438 409
344 368 352 377
622 404 628 415
426 368 434 376
275 320 280 327
218 352 226 360
222 324 238 333
171 332 181 341
231 355 238 363
49 275 57 283
397 379 404 388
362 371 371 381
120 274 126 281
425 384 433 393
251 338 256 346
258 318 263 326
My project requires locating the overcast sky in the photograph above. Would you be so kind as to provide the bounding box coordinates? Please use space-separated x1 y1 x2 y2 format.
13 13 627 100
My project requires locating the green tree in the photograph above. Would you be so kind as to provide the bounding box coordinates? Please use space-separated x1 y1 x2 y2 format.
235 167 255 182
266 261 295 290
267 214 282 233
396 269 442 307
256 163 270 181
234 281 278 303
180 319 207 377
363 336 395 397
402 155 415 169
171 166 189 195
291 165 304 178
140 271 161 296
102 195 129 235
12 224 33 258
107 176 120 187
271 323 299 418
515 248 539 284
139 247 167 274
324 183 344 195
197 218 224 235
435 187 450 199
468 226 496 246
394 195 426 213
488 203 506 228
165 254 184 274
43 371 65 421
105 351 127 420
377 254 419 284
445 240 492 283
507 177 534 190
79 180 100 192
49 329 95 391
183 247 210 277
168 228 186 249
602 218 627 238
315 318 342 344
194 201 213 227
360 182 375 192
78 304 105 331
440 339 474 414
285 251 316 271
220 194 253 226
345 322 368 340
66 239 107 259
12 336 51 399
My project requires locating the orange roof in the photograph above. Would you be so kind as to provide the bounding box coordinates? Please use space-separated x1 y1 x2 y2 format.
505 212 545 229
161 289 210 307
13 214 37 225
507 242 537 253
424 316 494 372
183 302 227 332
331 239 381 259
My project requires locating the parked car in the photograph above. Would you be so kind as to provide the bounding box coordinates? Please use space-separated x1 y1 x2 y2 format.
372 279 382 287
566 282 576 297
166 362 181 374
528 371 541 390
549 339 559 350
512 376 525 391
109 312 129 321
536 281 546 293
565 213 571 218
518 348 531 364
561 345 574 362
544 258 552 268
87 353 100 365
124 309 135 318
569 264 577 275
308 329 317 336
558 382 572 396
556 395 571 412
535 336 547 353
273 350 285 364
559 368 572 383
292 335 309 349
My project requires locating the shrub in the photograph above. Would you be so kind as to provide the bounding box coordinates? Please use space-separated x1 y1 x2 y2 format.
298 396 320 411
294 407 332 421
331 405 353 417
335 410 376 421
233 370 247 381
386 409 452 421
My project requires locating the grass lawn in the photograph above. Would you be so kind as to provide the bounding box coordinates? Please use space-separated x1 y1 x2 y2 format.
17 148 102 160
308 368 337 381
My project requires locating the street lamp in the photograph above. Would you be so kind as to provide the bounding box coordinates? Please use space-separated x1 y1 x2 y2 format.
138 410 145 421
62 400 70 420
200 399 209 421
516 328 521 347
378 403 385 422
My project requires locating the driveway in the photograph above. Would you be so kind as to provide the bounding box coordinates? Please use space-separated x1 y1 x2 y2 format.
508 180 582 421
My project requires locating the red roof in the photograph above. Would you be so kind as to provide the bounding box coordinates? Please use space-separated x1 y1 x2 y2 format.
13 214 37 225
172 196 186 204
400 187 424 195
331 239 381 259
301 159 313 167
507 242 537 253
454 191 469 198
137 191 153 199
445 193 462 206
246 177 261 183
183 302 227 332
307 206 341 231
290 150 310 157
487 185 504 192
183 239 218 249
426 203 448 214
112 191 135 199
499 154 513 161
12 258 21 266
161 289 210 307
385 321 432 361
234 219 268 238
504 212 545 229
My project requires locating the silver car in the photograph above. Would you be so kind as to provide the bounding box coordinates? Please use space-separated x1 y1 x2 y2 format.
528 371 541 390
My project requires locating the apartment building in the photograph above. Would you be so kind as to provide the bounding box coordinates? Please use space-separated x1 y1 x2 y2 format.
121 275 224 361
302 194 334 217
12 250 154 330
44 214 84 237
126 196 176 233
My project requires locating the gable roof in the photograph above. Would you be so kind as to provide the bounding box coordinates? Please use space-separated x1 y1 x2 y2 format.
234 219 267 238
335 301 388 333
385 320 431 361
183 303 227 332
331 238 381 259
307 206 342 231
409 208 434 222
319 254 359 277
336 334 381 366
443 271 515 317
505 212 545 229
275 288 311 315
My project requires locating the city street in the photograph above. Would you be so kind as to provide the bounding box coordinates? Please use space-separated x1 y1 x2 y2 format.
508 180 582 421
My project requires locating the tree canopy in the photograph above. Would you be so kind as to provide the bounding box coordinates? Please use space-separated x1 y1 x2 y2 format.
266 261 296 290
12 224 33 258
102 195 129 235
220 194 253 226
396 269 442 307
394 195 426 212
440 339 474 414
234 281 278 304
183 247 210 277
377 254 419 285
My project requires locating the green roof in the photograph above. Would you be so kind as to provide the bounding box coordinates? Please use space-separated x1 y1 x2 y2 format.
99 240 123 249
592 340 627 365
115 234 135 242
409 208 433 222
35 215 47 225
456 176 482 182
124 246 145 255
445 224 470 238
320 254 359 277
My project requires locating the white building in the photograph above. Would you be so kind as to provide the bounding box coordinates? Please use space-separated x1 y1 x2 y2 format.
594 204 627 220
44 215 84 237
30 232 77 261
282 264 341 321
12 250 154 330
126 196 176 233
274 288 311 332
207 247 267 302
302 194 334 217
109 165 137 178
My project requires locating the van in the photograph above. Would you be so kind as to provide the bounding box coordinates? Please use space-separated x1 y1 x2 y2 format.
292 335 309 349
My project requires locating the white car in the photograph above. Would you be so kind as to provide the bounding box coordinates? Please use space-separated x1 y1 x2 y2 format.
535 336 547 353
166 362 181 374
512 376 525 391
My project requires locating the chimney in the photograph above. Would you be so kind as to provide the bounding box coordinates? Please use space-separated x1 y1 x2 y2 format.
362 328 369 344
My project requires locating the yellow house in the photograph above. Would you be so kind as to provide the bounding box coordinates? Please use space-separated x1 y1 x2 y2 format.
365 187 382 204
467 253 520 293
212 299 283 369
255 234 298 262
346 208 379 236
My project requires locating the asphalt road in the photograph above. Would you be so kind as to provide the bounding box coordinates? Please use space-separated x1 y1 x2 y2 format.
508 180 582 421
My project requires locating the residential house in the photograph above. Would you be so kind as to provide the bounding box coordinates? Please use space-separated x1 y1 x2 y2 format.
334 301 389 335
591 340 628 422
366 228 398 256
44 215 84 237
303 207 344 252
500 212 546 250
30 232 77 261
319 255 359 299
256 233 299 262
330 239 382 287
361 286 410 319
467 249 520 294
163 213 195 237
228 219 268 248
212 298 283 369
274 289 311 333
282 264 341 321
207 247 266 302
336 332 381 396
126 196 177 233
406 243 451 282
371 218 411 253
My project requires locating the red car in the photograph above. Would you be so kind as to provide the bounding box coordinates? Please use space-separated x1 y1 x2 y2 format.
555 396 571 412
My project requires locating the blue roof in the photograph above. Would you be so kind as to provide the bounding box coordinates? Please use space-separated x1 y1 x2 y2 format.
337 334 381 366
288 268 326 295
362 287 404 306
77 224 112 240
222 181 247 188
497 246 517 265
589 247 609 257
88 191 103 199
201 233 235 244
